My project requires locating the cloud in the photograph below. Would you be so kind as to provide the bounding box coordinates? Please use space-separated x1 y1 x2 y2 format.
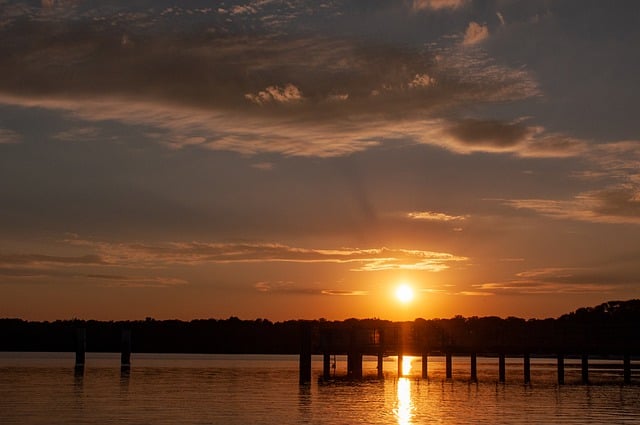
407 211 467 221
0 253 105 267
463 22 489 45
86 274 188 288
0 9 548 158
504 139 640 225
251 161 274 171
504 192 640 225
65 238 468 272
254 281 367 296
0 128 21 144
473 267 633 295
245 84 303 105
53 126 102 142
447 119 530 149
496 12 505 26
411 0 468 11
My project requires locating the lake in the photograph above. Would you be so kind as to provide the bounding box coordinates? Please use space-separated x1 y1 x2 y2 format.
1 353 639 424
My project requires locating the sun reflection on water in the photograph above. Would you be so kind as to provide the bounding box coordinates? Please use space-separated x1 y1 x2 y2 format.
395 377 414 425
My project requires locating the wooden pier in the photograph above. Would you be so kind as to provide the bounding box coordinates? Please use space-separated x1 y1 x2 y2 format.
299 322 639 385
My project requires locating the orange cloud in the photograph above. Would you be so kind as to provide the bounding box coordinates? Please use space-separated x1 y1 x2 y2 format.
463 22 489 45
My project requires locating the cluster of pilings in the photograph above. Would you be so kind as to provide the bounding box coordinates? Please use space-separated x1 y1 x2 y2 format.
74 328 131 371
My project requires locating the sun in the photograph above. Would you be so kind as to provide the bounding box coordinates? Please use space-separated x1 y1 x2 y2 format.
395 284 415 304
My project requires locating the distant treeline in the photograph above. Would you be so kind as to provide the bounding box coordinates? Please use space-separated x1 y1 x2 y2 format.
1 300 639 355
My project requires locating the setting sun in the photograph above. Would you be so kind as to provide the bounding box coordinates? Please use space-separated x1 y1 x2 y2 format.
395 284 415 304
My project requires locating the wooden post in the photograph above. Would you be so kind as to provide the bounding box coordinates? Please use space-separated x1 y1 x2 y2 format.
398 353 404 377
75 328 86 369
523 353 531 384
347 329 363 379
323 353 331 380
377 328 384 379
470 353 477 382
557 353 564 385
498 353 506 383
121 329 131 369
421 352 428 379
354 352 363 379
446 352 452 380
299 323 312 385
624 353 631 384
581 353 589 384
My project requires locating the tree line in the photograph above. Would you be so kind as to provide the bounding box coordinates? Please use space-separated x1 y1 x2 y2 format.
1 300 638 355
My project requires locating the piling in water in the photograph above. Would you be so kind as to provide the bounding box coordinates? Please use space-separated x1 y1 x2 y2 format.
498 353 506 383
298 323 312 385
421 353 428 379
557 353 564 385
323 353 331 380
121 329 131 369
446 353 452 379
624 353 631 384
470 353 477 382
581 354 589 384
523 353 531 384
75 328 86 369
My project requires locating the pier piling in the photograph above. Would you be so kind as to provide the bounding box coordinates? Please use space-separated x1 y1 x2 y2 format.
323 353 331 380
557 353 565 385
121 329 131 369
421 353 428 379
299 323 312 385
498 353 506 383
397 353 404 377
624 353 631 384
581 354 589 384
470 353 477 382
523 353 531 384
446 352 452 380
75 328 86 369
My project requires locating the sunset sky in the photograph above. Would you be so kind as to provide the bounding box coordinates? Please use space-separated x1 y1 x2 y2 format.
1 0 639 321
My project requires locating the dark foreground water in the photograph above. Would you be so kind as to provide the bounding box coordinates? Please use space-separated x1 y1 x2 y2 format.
1 353 639 424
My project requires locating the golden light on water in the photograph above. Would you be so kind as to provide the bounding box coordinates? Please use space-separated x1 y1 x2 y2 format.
395 377 413 425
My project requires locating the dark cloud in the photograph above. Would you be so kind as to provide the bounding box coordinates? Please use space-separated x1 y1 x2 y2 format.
447 119 529 148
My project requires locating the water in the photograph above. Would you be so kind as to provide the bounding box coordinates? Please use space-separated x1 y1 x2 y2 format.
1 353 639 424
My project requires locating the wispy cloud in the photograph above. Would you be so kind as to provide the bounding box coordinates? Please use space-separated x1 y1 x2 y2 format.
504 140 640 225
463 22 489 45
65 238 467 272
473 267 634 295
0 128 21 144
411 0 468 12
407 211 467 221
254 280 367 296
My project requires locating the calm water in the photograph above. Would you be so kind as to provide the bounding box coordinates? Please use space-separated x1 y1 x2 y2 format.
1 353 639 424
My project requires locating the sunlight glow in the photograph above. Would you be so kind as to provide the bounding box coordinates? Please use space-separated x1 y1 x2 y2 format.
395 284 415 304
402 356 413 376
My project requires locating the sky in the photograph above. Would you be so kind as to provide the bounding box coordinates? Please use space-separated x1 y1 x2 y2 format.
1 0 639 321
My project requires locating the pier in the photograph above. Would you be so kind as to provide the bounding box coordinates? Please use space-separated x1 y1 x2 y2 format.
299 321 639 385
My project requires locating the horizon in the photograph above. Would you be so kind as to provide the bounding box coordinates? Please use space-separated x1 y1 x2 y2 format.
1 1 640 322
4 298 636 324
